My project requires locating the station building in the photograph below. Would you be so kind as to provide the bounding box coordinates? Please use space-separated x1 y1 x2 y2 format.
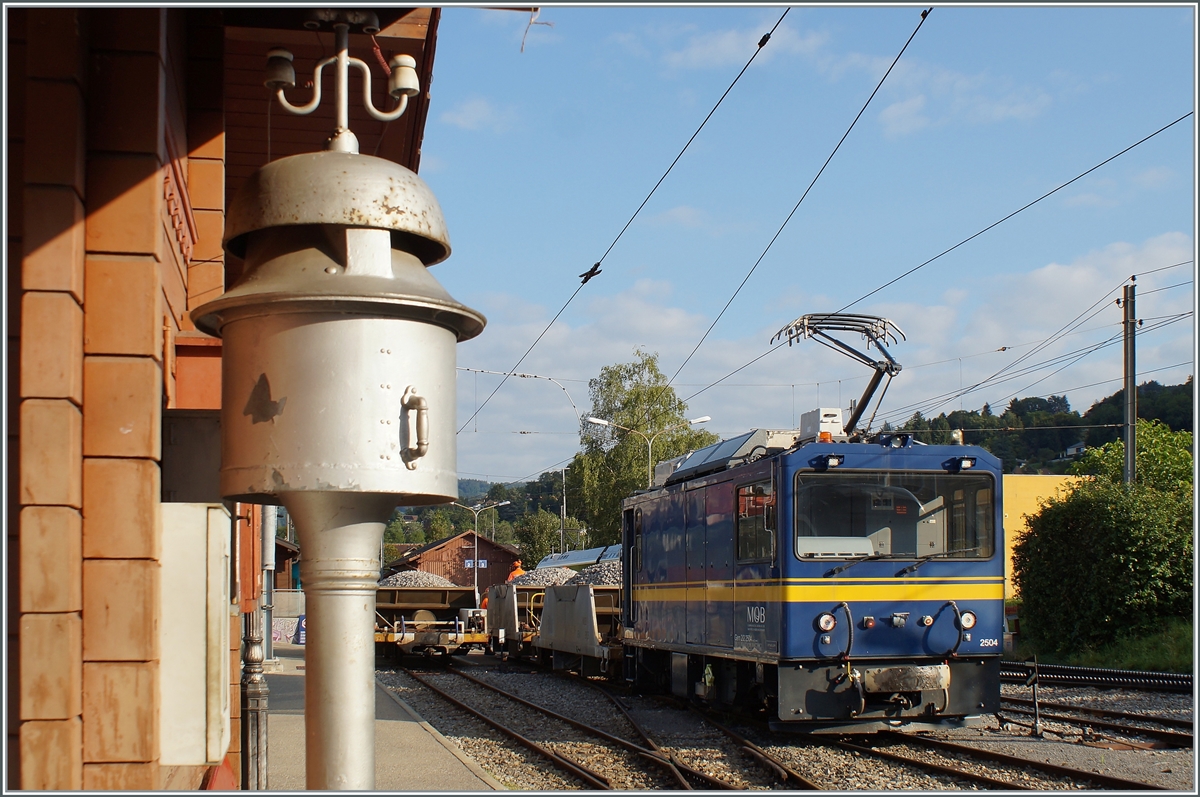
7 7 442 788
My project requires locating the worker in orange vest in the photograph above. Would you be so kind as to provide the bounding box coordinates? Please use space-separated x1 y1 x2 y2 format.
506 559 525 582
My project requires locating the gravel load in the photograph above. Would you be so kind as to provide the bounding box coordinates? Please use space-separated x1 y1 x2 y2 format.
378 570 457 587
565 560 622 586
509 567 575 587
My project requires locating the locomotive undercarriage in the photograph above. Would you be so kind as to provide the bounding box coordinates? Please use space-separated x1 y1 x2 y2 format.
628 646 999 733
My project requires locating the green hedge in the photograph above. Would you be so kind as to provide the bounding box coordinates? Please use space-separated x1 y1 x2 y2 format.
1013 479 1193 654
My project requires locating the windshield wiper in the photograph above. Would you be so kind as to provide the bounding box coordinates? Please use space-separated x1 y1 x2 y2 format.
824 554 886 577
895 546 984 576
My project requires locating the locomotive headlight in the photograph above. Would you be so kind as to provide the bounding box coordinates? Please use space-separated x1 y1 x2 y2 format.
959 611 977 630
816 612 837 632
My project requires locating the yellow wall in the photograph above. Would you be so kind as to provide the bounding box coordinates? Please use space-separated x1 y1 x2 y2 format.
1001 475 1079 599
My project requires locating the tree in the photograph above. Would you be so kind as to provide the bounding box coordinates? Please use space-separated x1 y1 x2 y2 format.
573 349 718 545
1082 378 1194 446
1070 419 1193 492
1013 418 1193 653
424 509 455 542
514 509 562 568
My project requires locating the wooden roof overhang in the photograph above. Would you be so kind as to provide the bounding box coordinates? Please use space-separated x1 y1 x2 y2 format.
220 8 440 283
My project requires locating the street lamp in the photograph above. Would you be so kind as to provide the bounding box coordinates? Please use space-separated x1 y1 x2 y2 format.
587 415 711 488
453 500 511 607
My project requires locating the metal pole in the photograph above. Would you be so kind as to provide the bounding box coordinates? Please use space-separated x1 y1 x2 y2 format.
473 516 480 608
1122 283 1137 484
646 434 654 490
284 492 393 790
241 608 269 789
262 505 277 664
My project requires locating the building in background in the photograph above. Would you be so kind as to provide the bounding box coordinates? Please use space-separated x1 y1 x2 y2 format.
7 7 441 789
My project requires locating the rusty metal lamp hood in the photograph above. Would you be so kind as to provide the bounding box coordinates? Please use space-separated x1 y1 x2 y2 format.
190 12 484 790
193 151 484 505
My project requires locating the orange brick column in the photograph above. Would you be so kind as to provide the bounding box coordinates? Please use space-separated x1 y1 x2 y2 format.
79 9 169 790
14 7 88 790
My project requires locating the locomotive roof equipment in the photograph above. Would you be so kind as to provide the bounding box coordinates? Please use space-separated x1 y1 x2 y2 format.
772 313 905 437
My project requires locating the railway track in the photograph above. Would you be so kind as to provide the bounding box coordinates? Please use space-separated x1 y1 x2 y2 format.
398 662 786 790
873 730 1170 790
379 656 1192 790
1000 661 1193 692
1001 697 1193 748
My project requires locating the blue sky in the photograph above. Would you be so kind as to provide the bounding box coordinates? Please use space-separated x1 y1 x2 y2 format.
414 4 1196 485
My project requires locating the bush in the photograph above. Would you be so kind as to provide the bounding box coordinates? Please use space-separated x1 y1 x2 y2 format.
1012 480 1192 654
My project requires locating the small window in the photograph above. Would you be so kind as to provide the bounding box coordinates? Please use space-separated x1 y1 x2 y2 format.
634 508 643 571
736 481 775 562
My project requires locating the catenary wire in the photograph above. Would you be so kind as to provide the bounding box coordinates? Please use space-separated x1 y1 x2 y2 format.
455 10 789 434
896 274 1192 419
880 314 1190 423
593 8 791 268
675 110 1192 415
832 112 1194 314
880 315 1185 423
663 7 934 392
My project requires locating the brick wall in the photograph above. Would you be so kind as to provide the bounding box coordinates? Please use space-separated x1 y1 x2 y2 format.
12 8 227 790
14 7 88 790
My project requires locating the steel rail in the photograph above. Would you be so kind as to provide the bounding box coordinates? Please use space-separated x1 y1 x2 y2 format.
1002 696 1194 731
510 645 742 789
998 705 1193 748
687 705 824 790
1000 662 1192 692
585 682 702 790
402 668 610 789
878 730 1169 790
443 665 693 789
809 734 1033 790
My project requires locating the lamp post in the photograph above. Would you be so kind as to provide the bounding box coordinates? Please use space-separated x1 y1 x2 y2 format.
192 11 484 790
453 500 510 606
560 467 569 554
587 415 711 488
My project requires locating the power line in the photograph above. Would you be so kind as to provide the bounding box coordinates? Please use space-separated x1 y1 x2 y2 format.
673 112 1192 418
455 9 790 434
593 8 792 268
1140 280 1193 296
879 314 1191 424
665 6 934 392
833 112 1194 314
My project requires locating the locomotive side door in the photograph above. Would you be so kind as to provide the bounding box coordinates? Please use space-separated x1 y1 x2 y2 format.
704 483 734 647
685 487 706 644
733 476 778 655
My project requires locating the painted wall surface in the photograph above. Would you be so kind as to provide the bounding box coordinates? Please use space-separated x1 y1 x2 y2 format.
1001 474 1080 600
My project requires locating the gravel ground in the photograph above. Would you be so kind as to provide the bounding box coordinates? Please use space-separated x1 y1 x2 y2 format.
379 570 458 587
377 666 583 791
379 658 1195 791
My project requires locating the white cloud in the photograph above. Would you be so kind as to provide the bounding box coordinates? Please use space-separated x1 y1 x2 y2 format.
439 97 518 133
1132 167 1174 189
879 94 929 136
648 205 707 228
1064 192 1118 209
451 234 1193 482
662 22 826 70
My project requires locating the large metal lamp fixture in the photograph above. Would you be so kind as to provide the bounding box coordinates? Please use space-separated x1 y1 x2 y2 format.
192 11 484 790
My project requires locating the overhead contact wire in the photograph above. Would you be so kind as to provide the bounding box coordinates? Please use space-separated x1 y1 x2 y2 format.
456 9 789 434
665 7 935 391
680 115 1193 411
594 8 791 268
834 112 1194 314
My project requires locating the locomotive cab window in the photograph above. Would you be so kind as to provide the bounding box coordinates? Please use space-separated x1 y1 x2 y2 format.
794 471 994 560
737 481 775 561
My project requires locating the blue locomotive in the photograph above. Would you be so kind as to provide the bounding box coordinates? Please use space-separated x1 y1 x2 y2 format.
619 414 1005 732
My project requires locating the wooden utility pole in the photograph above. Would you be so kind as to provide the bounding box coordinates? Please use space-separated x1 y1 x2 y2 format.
1122 282 1137 484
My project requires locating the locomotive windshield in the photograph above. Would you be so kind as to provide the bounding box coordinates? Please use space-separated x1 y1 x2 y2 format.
794 471 994 559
